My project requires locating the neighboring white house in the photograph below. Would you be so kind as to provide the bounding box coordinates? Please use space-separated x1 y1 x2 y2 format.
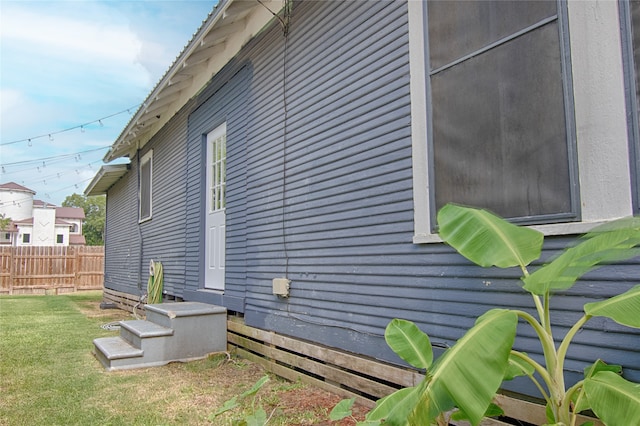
0 182 86 246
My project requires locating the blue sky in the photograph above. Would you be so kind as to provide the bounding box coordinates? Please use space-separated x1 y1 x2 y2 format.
0 0 215 205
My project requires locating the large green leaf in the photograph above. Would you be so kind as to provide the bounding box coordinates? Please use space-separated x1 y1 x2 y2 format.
424 309 519 426
239 375 269 398
574 360 624 413
584 285 640 328
583 359 623 378
364 385 423 425
409 377 455 425
437 204 543 269
245 408 267 426
583 371 640 425
329 398 355 421
450 403 504 421
523 221 640 295
504 351 535 381
385 319 433 369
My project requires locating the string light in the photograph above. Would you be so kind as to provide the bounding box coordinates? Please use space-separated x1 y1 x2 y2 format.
0 104 140 146
0 175 101 207
1 146 108 168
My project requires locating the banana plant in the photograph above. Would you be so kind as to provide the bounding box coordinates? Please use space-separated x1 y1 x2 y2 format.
331 204 640 425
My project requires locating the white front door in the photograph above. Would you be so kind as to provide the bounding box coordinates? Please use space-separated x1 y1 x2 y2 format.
204 123 226 290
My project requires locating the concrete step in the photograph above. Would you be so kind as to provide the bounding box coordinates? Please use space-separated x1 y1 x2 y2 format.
93 336 143 371
93 301 227 371
120 320 173 348
145 302 227 328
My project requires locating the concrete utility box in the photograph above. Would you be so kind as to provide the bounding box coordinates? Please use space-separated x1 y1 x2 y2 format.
272 277 290 297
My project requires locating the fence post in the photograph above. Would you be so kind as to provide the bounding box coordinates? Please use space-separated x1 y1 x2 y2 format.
74 246 80 292
9 247 15 295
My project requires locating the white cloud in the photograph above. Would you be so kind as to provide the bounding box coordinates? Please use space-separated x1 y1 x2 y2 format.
3 9 141 64
0 0 213 205
2 3 152 88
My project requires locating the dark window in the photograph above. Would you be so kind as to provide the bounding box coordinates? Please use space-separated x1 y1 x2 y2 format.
427 0 577 223
621 0 640 215
22 234 30 243
56 234 64 244
140 151 152 221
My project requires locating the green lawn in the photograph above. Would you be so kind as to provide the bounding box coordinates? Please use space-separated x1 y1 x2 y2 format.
0 292 337 426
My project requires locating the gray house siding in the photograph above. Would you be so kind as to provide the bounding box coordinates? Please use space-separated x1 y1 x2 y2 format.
241 0 640 392
101 0 640 400
104 168 140 294
182 63 251 312
137 109 190 299
103 102 192 299
240 0 415 358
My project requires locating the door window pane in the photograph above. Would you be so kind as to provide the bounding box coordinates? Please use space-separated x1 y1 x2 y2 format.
210 134 226 212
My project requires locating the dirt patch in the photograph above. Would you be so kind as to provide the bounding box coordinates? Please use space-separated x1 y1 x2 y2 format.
84 297 371 425
275 387 369 425
89 348 371 425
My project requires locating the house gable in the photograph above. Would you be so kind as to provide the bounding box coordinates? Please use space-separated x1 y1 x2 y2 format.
104 0 285 163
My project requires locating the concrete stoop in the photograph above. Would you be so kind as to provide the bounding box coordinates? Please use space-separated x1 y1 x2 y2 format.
93 302 227 371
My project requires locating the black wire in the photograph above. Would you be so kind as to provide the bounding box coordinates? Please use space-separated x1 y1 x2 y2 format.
281 2 291 279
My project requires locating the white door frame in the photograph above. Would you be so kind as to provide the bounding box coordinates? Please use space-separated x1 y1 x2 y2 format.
204 123 226 290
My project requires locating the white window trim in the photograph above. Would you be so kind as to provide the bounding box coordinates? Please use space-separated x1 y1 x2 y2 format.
139 149 153 223
410 0 634 244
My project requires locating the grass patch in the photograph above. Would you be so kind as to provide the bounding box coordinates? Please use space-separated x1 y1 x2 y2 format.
0 292 355 425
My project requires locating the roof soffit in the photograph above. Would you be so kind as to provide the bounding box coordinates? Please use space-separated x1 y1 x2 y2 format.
105 0 284 162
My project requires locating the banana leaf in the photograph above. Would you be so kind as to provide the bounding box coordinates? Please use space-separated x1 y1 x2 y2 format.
583 284 640 328
450 403 504 421
420 309 518 426
523 224 640 295
573 360 623 413
385 318 433 369
437 204 543 269
364 385 424 426
583 371 640 425
504 351 535 381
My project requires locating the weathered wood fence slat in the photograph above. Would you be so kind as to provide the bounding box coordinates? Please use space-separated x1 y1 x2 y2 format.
0 246 104 295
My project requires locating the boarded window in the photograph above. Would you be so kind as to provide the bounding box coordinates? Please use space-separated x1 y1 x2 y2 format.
427 0 577 222
139 150 153 221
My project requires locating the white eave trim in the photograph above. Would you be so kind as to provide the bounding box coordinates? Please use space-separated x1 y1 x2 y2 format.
104 0 285 163
84 164 130 196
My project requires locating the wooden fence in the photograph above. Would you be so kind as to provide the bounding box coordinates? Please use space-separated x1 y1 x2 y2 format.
0 246 104 295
